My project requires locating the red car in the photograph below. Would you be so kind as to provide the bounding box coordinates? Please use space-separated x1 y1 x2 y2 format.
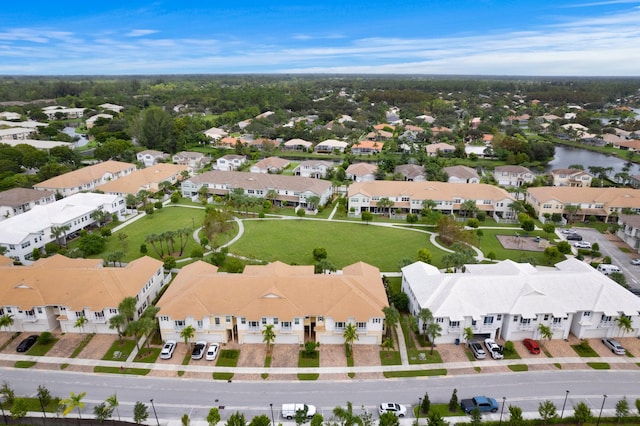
523 338 541 354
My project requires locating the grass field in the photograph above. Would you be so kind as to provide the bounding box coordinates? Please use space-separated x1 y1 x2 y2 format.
230 219 440 271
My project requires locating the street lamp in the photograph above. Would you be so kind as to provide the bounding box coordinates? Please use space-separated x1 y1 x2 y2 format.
597 395 607 426
561 390 570 419
150 399 160 426
270 403 275 426
39 395 47 425
417 397 423 423
499 397 506 425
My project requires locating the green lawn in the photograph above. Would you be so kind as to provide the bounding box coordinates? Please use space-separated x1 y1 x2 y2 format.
298 350 320 367
478 229 552 265
102 339 136 361
383 369 447 378
571 341 600 357
26 339 59 356
230 220 440 271
408 349 443 364
379 351 401 365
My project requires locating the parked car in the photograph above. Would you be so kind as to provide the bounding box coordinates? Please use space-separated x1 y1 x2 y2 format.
378 403 407 417
523 338 541 355
597 264 621 275
602 338 626 355
191 341 207 360
631 259 640 265
16 335 38 352
469 342 486 359
566 234 583 241
561 229 577 234
460 396 499 414
574 241 592 249
483 338 504 360
281 404 316 419
206 343 220 361
160 340 177 359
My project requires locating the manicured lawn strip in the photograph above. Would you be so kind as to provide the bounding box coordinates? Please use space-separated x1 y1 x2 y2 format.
297 373 319 380
408 349 443 364
298 350 320 367
213 372 234 380
102 339 136 361
386 277 402 295
587 362 610 369
85 207 208 263
94 366 150 375
508 364 529 372
379 351 401 365
70 334 95 358
383 369 447 378
217 349 240 367
571 342 599 357
27 339 59 356
14 361 37 368
135 347 161 363
231 220 441 270
0 397 61 413
425 403 466 418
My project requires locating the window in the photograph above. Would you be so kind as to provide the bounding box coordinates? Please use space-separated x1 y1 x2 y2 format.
496 314 502 320
159 316 169 322
95 312 104 320
514 316 519 322
601 315 612 322
317 316 324 322
372 318 381 324
109 308 118 314
520 318 531 325
335 321 345 329
76 311 85 318
583 311 592 317
483 316 494 325
356 322 366 329
226 316 231 323
248 321 259 328
261 317 267 325
215 317 220 325
281 321 291 329
294 318 299 325
174 320 185 327
37 307 43 314
436 318 444 323
543 314 549 320
552 317 562 325
273 317 278 325
240 317 246 325
449 321 460 328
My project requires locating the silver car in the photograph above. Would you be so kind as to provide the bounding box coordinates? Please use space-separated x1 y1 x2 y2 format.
602 338 626 355
469 342 486 359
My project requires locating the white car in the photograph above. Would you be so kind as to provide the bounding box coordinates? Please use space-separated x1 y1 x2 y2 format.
160 340 176 359
574 241 592 249
378 403 407 417
469 342 486 360
483 338 504 360
631 259 640 265
602 338 626 355
205 343 220 361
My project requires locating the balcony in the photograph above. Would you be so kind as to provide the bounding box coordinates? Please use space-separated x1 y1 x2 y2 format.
599 321 614 328
280 326 292 333
24 315 37 323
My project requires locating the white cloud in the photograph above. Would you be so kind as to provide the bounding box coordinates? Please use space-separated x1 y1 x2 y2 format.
126 29 159 37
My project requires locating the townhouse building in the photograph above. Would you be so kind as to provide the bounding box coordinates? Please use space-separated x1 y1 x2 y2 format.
249 157 290 174
172 151 209 173
0 255 168 334
345 163 377 182
156 261 388 345
216 155 247 171
493 165 535 187
293 160 334 179
550 168 593 187
402 258 640 344
96 163 188 196
136 150 169 168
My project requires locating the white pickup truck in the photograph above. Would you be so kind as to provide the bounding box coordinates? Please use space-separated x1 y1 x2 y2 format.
281 404 316 420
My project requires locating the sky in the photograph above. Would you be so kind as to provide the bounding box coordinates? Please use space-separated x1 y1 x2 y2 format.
2 0 640 76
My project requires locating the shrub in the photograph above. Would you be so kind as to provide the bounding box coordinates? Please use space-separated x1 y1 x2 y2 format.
100 228 112 237
476 211 487 222
38 332 53 345
503 341 516 356
602 256 612 264
145 206 154 215
190 247 204 259
466 218 479 228
154 201 163 209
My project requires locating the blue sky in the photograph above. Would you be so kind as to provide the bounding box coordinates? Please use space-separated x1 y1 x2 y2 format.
2 0 640 76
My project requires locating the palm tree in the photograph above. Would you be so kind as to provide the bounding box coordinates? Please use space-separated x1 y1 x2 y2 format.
332 401 363 426
0 314 14 331
106 393 120 421
426 322 442 355
50 225 71 248
565 204 581 224
306 195 321 211
74 315 88 333
538 324 553 348
421 199 437 213
343 323 359 356
180 325 196 349
118 297 137 323
138 317 156 352
616 315 634 338
62 391 86 420
377 197 394 218
262 324 276 354
418 308 433 337
108 314 126 341
460 200 478 218
126 320 144 352
382 305 400 339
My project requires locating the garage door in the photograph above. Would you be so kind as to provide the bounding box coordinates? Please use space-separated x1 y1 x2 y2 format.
275 334 299 344
242 334 263 344
356 336 378 345
319 335 344 344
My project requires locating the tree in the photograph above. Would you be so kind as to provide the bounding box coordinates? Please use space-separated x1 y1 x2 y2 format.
615 315 634 338
310 413 324 426
250 414 271 426
538 324 553 348
542 223 555 239
306 195 321 210
426 322 442 355
418 308 433 336
312 247 328 261
460 199 478 218
109 314 127 341
62 391 86 419
379 412 399 426
50 225 71 248
207 407 221 426
93 402 114 423
463 327 474 344
181 325 196 348
182 413 191 426
469 408 482 426
37 384 52 411
0 314 14 331
543 246 564 264
78 232 106 255
382 305 400 339
636 398 640 415
315 259 337 274
133 401 149 425
417 248 432 264
565 204 581 224
361 211 373 224
10 397 28 420
333 401 363 426
343 323 359 356
538 400 557 425
509 405 524 426
74 315 88 332
448 389 459 413
573 402 592 426
138 316 156 351
226 411 247 426
521 219 535 233
0 381 15 404
377 197 394 217
406 213 418 227
616 397 629 424
421 392 431 415
426 411 446 426
262 324 276 354
296 208 306 219
106 393 120 421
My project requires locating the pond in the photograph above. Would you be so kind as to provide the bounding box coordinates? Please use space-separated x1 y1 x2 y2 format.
544 144 639 175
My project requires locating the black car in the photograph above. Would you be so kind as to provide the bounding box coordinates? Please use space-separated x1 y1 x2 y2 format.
16 335 38 352
566 233 582 241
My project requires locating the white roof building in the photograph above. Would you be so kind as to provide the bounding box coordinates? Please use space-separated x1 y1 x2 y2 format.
402 258 640 344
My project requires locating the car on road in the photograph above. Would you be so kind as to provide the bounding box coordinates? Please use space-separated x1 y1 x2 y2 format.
561 229 577 234
16 335 38 352
378 403 407 417
160 340 177 359
206 343 220 361
523 338 541 355
460 396 499 414
631 259 640 265
469 342 486 359
574 241 592 249
602 338 626 355
566 234 583 241
191 341 207 360
281 404 316 419
484 338 504 360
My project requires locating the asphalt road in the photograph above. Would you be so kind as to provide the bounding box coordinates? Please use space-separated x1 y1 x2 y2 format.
4 368 639 421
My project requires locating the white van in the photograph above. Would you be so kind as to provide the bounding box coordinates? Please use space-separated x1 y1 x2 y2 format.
281 404 316 420
597 264 621 275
